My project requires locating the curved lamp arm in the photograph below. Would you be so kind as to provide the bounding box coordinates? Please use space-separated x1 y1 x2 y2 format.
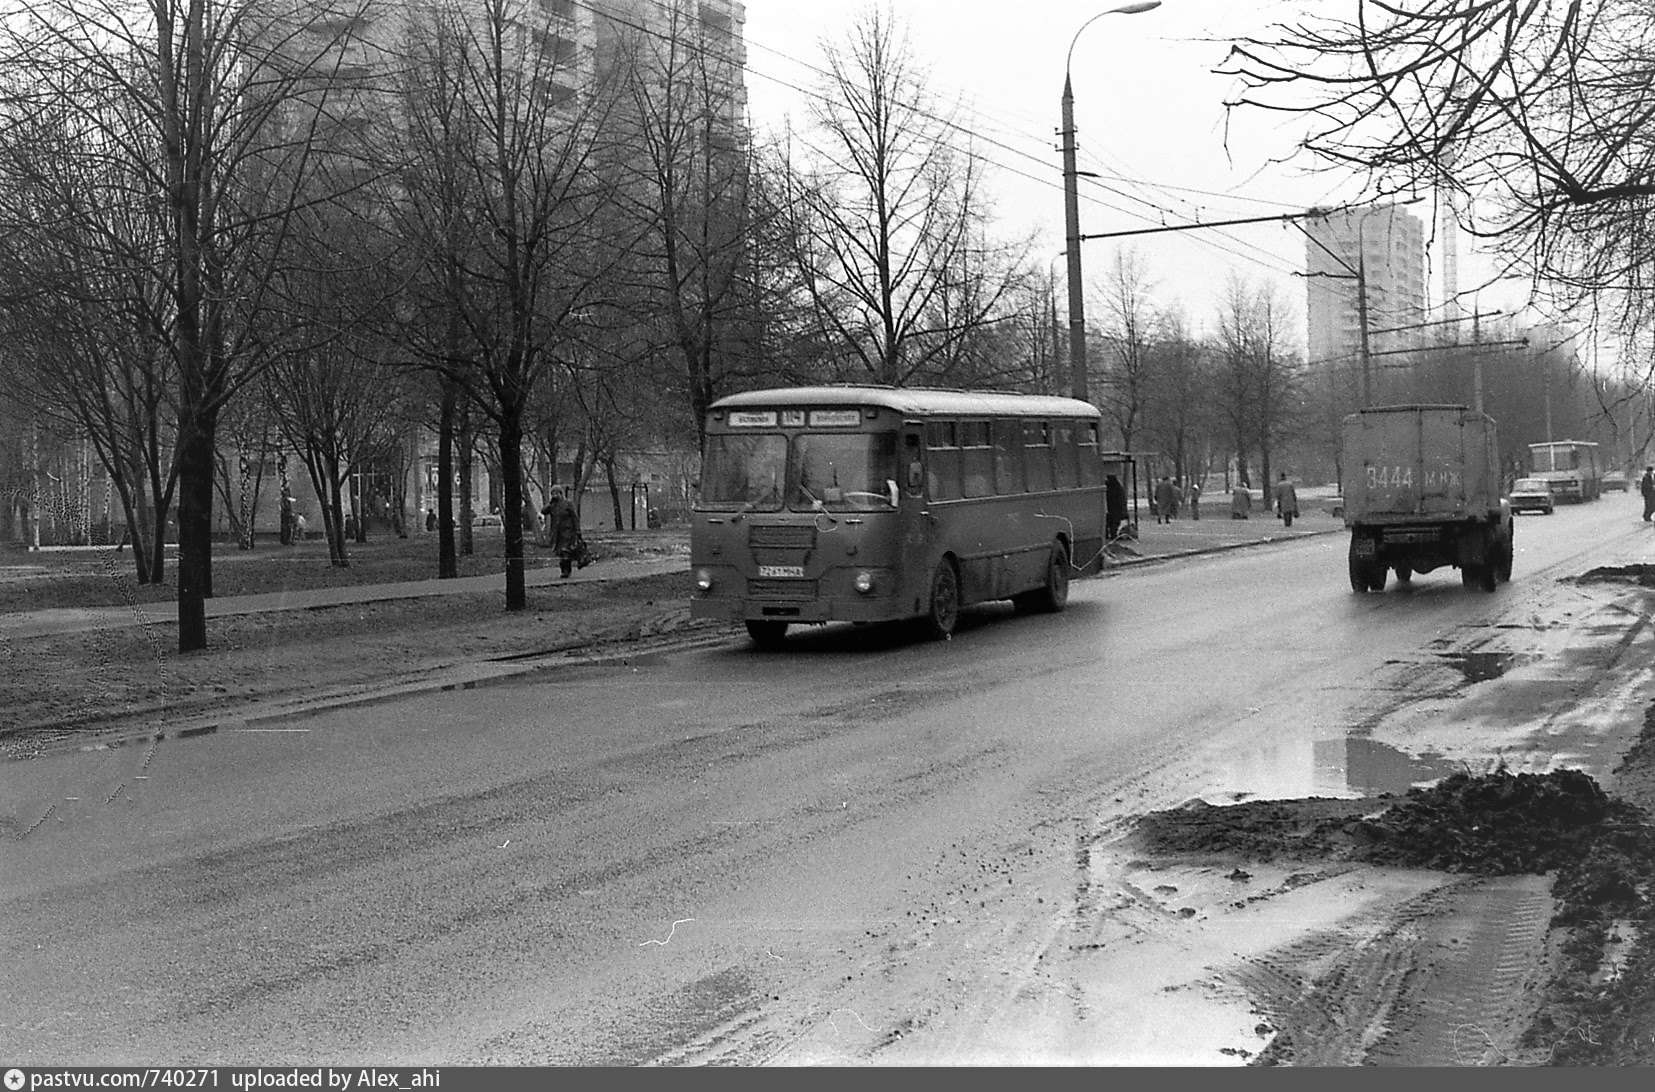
1066 2 1162 76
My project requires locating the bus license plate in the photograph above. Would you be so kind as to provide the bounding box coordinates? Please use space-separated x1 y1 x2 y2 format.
758 565 805 578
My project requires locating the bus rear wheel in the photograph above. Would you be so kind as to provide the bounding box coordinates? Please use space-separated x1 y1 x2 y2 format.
745 620 789 648
922 560 960 641
1014 540 1070 613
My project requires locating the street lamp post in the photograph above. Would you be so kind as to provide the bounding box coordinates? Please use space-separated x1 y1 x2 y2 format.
1062 1 1161 405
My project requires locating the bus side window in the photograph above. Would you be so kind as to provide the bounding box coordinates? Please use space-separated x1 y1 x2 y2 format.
993 419 1023 494
961 420 993 498
1024 421 1054 492
904 433 924 494
1078 421 1104 486
1052 424 1080 489
926 421 961 500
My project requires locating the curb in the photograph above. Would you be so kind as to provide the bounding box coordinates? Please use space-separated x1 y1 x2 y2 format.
5 624 735 762
3 531 1342 761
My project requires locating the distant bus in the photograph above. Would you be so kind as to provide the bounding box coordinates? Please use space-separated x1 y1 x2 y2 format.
690 386 1123 646
1527 440 1602 502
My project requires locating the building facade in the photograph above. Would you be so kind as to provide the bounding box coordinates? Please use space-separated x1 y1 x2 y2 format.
1303 204 1428 402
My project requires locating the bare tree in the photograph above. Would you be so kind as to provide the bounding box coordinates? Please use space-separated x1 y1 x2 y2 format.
605 3 764 449
1141 310 1209 486
1095 248 1161 454
0 0 383 651
1222 1 1655 345
1214 276 1306 488
784 5 1025 386
390 0 618 611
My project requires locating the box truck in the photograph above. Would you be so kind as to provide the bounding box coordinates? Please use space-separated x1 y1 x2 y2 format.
1340 404 1514 593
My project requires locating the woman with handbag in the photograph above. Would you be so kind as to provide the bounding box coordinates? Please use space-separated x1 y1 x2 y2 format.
541 485 583 579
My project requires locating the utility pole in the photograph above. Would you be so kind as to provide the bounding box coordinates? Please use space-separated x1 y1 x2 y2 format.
1061 74 1088 404
1060 2 1161 405
1356 246 1372 407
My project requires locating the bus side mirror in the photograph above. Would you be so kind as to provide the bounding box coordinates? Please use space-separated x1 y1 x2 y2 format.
888 479 900 507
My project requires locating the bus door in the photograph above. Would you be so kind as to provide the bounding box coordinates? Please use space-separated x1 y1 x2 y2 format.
899 425 938 608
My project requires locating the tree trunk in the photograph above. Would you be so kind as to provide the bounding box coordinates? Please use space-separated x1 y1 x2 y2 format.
437 379 457 579
174 408 216 652
499 407 527 612
458 405 475 557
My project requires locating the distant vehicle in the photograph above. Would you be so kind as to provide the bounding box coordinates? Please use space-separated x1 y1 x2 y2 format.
1602 470 1631 493
1509 477 1555 515
472 512 502 528
1527 440 1602 501
1341 404 1514 593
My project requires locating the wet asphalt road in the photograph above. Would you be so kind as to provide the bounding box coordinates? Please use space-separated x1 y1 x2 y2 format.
4 496 1651 1064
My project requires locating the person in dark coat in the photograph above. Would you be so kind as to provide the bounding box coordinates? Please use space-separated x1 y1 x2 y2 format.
1274 473 1300 528
541 485 582 578
1640 467 1654 521
1153 476 1177 525
1105 474 1128 540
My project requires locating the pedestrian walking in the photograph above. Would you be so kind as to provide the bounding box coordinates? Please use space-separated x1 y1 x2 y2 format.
1231 483 1251 520
1274 473 1300 528
1187 479 1202 521
1153 475 1177 525
541 485 582 578
1640 466 1654 521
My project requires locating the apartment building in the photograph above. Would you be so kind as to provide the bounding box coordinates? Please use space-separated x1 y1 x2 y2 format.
1303 203 1428 391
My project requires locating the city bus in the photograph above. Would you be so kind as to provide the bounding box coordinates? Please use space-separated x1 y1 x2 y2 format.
1527 440 1602 502
689 385 1124 647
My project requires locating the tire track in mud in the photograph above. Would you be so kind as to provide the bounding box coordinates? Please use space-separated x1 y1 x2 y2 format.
1238 874 1555 1066
1362 874 1555 1065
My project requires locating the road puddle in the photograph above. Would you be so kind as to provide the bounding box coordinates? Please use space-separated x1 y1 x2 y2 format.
1208 735 1460 803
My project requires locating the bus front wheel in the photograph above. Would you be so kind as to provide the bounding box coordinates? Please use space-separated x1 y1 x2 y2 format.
745 620 789 648
922 560 960 641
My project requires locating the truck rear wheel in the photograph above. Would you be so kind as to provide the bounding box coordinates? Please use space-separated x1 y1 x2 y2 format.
1461 563 1497 592
1394 563 1412 584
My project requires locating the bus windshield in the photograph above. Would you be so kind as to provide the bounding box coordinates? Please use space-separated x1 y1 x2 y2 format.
701 432 898 511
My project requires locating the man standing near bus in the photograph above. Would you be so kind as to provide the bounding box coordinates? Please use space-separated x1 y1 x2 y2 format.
1640 466 1654 521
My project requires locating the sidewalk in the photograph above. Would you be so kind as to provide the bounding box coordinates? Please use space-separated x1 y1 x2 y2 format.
0 552 691 641
0 492 1344 641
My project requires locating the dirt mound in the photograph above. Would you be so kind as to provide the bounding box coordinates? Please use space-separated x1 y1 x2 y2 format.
1574 563 1655 587
1138 768 1644 878
1135 766 1655 1066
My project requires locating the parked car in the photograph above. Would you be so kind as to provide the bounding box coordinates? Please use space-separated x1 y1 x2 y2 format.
1509 477 1555 515
1603 470 1631 493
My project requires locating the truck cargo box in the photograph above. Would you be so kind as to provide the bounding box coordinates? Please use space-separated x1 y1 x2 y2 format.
1339 404 1512 593
1341 404 1501 525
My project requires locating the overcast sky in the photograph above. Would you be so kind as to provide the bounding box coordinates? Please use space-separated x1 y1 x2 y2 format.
739 0 1540 348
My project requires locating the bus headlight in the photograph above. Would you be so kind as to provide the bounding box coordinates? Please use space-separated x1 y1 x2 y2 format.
853 570 876 594
694 568 715 594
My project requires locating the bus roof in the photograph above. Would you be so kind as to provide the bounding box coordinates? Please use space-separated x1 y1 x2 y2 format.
708 385 1100 419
